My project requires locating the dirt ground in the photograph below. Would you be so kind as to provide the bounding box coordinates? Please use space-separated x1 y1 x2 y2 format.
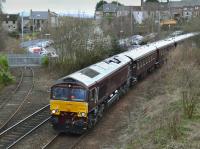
75 76 155 149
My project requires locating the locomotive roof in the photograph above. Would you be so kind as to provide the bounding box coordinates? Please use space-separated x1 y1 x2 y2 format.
57 55 131 87
54 33 198 88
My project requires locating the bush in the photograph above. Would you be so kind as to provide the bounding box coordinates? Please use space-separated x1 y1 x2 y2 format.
8 31 20 38
41 56 49 67
0 55 14 85
0 55 9 71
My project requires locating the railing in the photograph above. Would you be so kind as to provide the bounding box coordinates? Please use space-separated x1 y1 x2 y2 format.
8 54 42 67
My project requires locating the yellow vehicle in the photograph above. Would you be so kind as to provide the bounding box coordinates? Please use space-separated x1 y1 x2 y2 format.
160 19 177 26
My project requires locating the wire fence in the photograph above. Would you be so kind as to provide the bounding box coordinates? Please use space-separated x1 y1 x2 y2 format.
8 54 42 67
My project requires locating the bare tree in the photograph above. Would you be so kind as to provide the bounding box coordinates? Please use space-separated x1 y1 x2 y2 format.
100 14 135 39
47 16 114 75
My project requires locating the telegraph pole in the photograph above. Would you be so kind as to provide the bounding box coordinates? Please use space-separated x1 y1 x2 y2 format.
21 11 24 42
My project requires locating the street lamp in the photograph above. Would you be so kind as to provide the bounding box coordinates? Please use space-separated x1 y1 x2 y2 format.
21 11 24 42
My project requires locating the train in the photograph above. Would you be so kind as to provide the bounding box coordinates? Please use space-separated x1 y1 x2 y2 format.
49 32 198 134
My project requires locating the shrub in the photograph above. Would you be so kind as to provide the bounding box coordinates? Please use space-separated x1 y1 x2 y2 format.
0 70 14 85
8 31 20 38
0 55 14 85
41 56 49 67
0 55 9 71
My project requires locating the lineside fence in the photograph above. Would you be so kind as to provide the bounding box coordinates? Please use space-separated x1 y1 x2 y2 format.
8 54 42 67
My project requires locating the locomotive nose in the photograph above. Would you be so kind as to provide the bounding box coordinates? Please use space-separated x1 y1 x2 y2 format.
50 100 88 116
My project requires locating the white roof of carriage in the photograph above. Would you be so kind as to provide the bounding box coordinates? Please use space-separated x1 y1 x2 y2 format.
62 33 198 87
121 33 197 61
66 55 131 87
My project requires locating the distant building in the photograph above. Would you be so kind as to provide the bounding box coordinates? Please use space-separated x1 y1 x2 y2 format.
142 0 200 20
30 9 58 32
95 3 142 23
169 0 200 19
2 14 19 32
95 3 118 19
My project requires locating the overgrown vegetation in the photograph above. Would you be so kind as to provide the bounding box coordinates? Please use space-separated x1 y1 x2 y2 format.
47 17 124 76
41 56 49 67
125 41 200 149
0 55 14 87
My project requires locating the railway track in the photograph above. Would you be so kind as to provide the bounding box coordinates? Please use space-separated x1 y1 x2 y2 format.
42 131 88 149
0 68 24 109
0 104 50 149
0 67 34 132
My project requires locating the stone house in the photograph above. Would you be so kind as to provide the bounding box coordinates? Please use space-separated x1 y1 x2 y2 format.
95 3 141 19
2 14 19 32
30 9 58 32
169 0 200 20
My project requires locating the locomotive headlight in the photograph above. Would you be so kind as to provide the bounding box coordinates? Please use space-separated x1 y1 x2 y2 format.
77 112 86 117
51 109 59 114
52 110 56 114
81 112 86 117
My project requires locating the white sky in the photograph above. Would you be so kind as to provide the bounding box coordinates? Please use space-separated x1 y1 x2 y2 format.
3 0 142 15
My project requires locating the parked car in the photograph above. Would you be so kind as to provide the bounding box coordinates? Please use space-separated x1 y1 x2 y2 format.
28 46 42 54
39 48 49 56
130 35 144 45
169 30 184 37
37 41 50 48
49 51 58 58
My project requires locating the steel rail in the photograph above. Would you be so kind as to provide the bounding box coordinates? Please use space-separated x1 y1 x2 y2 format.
69 132 89 149
0 104 50 148
0 67 24 109
7 117 50 149
0 67 35 131
41 133 60 149
41 131 89 149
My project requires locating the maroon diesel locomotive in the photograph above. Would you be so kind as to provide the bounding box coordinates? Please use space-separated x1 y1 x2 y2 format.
50 33 198 134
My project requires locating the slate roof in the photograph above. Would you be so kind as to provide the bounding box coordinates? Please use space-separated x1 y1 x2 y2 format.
142 2 168 11
2 14 19 21
101 3 141 13
30 11 49 20
103 3 119 13
170 0 200 8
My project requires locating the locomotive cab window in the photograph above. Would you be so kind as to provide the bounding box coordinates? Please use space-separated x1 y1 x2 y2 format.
52 86 87 102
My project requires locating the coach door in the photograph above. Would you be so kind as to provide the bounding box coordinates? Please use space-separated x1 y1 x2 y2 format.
89 88 98 109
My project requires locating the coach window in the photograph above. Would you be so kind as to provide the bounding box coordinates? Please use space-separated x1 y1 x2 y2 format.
138 61 140 69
